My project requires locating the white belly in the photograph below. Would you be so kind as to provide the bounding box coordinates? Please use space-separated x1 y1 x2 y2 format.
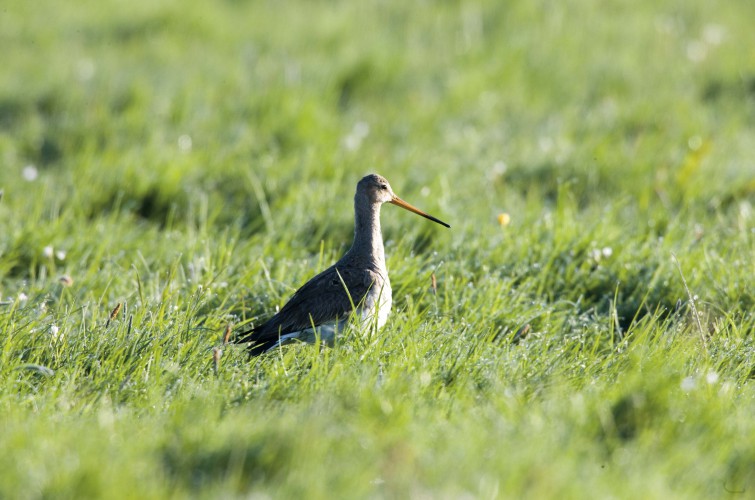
372 278 392 329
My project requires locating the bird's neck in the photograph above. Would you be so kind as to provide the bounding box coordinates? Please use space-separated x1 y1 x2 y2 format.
348 199 386 270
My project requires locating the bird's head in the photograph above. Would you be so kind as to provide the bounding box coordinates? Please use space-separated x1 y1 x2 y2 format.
356 174 450 228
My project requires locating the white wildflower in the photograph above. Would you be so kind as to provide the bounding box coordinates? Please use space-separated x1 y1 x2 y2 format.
178 134 192 152
343 121 370 151
22 165 38 181
681 376 696 392
50 325 63 342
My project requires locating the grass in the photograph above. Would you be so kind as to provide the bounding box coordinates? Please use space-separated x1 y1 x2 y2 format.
1 0 754 497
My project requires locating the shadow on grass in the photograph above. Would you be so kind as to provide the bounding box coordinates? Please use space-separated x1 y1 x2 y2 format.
161 433 291 491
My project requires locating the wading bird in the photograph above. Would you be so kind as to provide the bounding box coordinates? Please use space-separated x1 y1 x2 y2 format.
236 174 449 356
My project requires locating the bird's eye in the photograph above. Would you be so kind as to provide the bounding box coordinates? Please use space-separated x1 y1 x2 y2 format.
379 184 388 190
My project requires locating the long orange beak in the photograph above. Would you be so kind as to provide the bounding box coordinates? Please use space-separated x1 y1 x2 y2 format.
390 196 450 228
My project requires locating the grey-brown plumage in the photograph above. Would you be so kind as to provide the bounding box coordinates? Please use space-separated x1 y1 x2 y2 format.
236 174 449 356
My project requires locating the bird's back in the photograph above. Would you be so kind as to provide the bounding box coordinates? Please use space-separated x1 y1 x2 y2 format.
237 262 391 355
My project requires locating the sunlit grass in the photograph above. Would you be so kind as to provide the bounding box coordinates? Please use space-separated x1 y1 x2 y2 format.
1 0 754 497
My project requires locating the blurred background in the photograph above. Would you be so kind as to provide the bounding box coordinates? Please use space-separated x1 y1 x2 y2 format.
2 0 753 230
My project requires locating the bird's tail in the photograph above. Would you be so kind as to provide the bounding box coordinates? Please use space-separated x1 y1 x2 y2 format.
234 326 278 357
234 327 256 345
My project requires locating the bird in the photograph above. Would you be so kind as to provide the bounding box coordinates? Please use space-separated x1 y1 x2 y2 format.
236 174 450 356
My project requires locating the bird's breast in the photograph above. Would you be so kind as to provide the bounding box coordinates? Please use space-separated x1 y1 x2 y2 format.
359 275 391 329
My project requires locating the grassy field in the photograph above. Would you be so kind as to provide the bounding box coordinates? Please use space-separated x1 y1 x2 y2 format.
1 0 754 497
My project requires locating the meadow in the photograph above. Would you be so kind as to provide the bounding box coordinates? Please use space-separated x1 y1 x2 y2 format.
1 0 754 497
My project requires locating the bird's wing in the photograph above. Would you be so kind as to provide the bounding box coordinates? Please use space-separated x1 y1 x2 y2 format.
237 265 381 348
